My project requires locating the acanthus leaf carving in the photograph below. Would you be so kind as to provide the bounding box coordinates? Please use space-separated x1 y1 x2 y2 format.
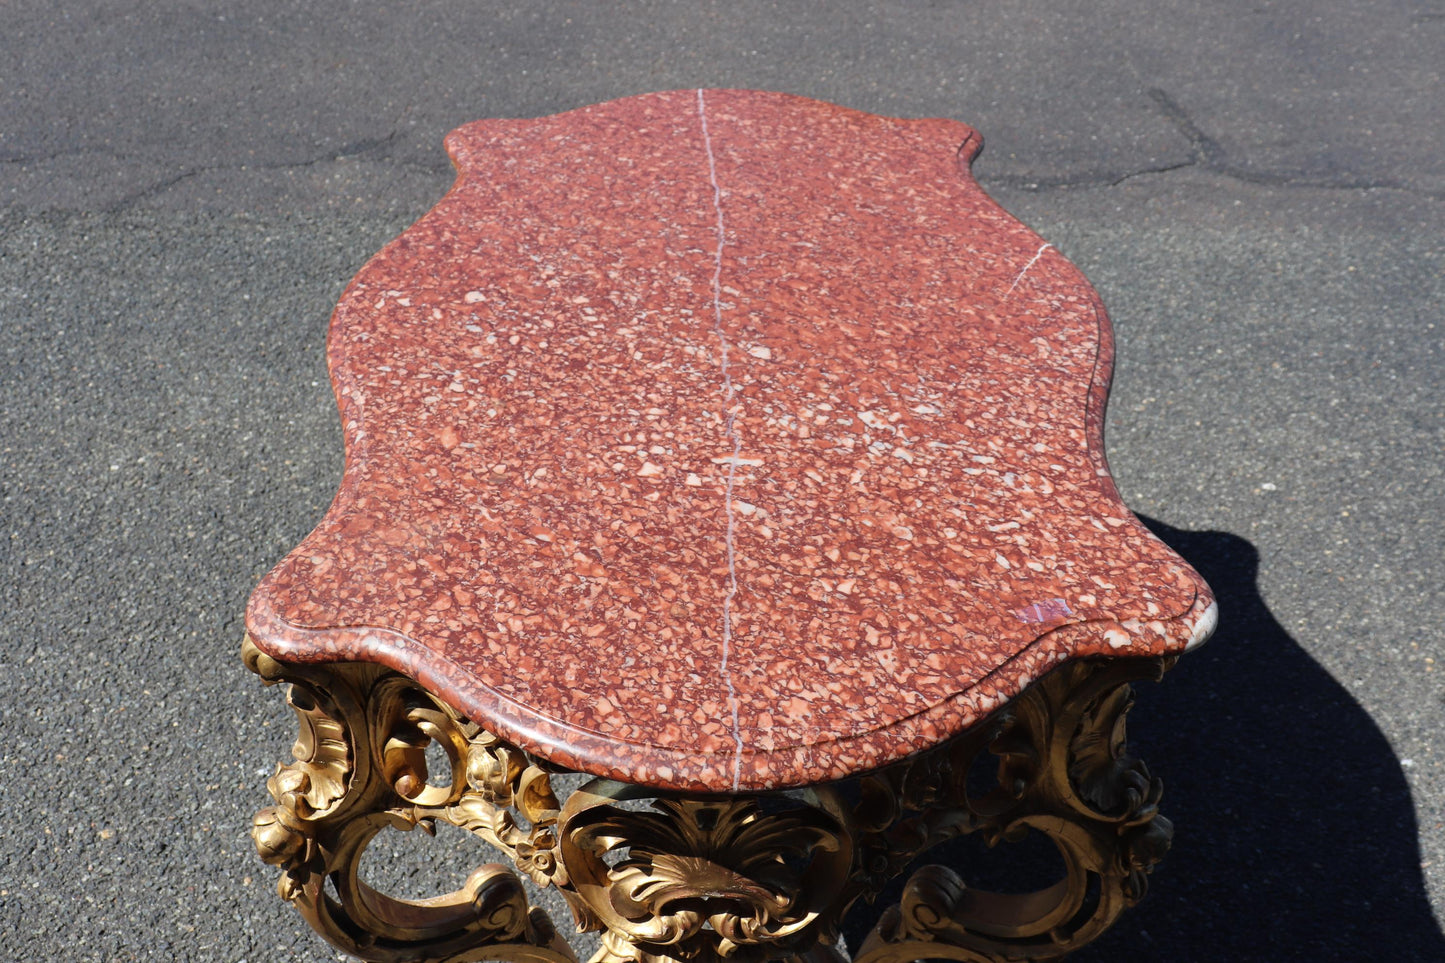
560 789 853 962
241 636 577 963
244 638 1177 963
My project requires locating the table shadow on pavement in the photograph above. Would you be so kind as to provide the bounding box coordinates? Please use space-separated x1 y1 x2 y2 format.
841 518 1443 962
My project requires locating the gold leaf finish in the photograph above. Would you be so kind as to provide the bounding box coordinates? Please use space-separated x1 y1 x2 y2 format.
245 639 1175 963
241 637 576 963
559 788 852 961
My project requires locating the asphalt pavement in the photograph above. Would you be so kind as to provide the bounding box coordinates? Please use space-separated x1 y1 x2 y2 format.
1 2 1441 961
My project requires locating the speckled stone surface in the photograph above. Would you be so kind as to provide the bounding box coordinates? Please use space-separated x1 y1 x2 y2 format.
246 89 1216 794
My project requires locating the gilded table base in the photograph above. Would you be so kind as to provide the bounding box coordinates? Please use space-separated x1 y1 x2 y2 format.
244 640 1175 963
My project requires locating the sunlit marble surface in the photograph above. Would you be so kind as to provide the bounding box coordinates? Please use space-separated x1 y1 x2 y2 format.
247 90 1215 793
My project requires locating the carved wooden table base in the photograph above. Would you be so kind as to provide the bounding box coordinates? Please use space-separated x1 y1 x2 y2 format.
245 640 1175 963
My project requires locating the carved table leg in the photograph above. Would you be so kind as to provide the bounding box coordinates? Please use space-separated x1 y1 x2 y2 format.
243 638 578 963
244 643 1173 963
849 657 1178 962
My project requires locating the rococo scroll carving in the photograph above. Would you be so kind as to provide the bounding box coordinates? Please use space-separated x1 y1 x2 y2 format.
244 641 1175 963
558 784 853 962
851 657 1178 963
243 637 576 963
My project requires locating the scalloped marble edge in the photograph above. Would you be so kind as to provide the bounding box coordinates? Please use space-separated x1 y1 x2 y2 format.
245 89 1218 793
247 587 1213 794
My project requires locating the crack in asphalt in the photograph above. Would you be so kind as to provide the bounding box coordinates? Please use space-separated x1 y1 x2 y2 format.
4 94 1442 207
2 132 404 170
104 130 424 210
1 130 452 210
986 88 1443 201
1146 88 1226 166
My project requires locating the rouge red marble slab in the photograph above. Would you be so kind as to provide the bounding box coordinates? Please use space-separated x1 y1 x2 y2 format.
246 89 1216 794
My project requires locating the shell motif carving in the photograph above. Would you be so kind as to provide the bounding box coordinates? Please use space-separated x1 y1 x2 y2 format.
559 786 853 961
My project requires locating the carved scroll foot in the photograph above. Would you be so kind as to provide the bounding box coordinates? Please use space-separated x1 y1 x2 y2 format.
243 637 577 963
245 643 1172 963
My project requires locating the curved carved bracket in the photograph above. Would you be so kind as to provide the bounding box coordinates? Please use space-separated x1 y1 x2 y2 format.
243 637 576 963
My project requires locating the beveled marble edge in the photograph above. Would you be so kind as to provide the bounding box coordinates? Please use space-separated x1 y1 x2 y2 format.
246 585 1214 794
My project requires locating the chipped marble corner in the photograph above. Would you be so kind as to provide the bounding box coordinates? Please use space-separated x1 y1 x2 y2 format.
243 638 1177 963
1184 597 1220 651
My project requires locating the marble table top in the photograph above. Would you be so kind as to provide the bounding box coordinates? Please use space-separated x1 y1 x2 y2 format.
246 89 1216 794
